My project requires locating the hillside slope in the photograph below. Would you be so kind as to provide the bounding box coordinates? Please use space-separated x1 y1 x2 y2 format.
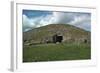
23 24 90 44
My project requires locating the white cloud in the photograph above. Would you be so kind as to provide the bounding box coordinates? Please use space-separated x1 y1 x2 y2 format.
23 14 46 31
68 14 91 31
23 12 91 32
23 15 35 31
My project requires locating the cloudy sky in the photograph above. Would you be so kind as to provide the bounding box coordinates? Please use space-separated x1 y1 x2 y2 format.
22 10 91 32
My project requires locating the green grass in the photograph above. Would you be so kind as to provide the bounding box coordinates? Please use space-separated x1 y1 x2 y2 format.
23 43 91 62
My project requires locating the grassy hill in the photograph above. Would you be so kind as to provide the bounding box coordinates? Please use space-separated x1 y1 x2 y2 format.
23 24 90 44
23 24 91 62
